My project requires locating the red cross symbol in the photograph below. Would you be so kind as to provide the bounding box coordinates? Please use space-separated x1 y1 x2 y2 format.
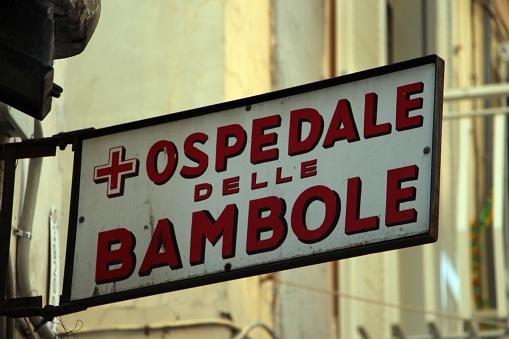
93 146 140 198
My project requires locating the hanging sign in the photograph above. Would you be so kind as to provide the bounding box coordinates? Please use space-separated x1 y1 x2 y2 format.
62 55 444 308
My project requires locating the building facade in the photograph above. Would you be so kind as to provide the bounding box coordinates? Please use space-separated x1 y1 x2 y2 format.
1 0 509 338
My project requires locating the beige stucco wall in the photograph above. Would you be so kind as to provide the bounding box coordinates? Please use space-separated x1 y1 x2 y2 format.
60 1 274 338
65 1 225 130
6 1 505 338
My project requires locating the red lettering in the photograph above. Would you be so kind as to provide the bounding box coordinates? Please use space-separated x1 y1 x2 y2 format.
194 183 212 202
251 172 268 190
251 115 281 164
344 177 379 234
323 99 360 148
276 167 292 184
223 176 240 196
364 92 391 138
215 124 247 172
138 219 182 276
301 159 317 178
396 82 424 131
146 140 178 185
291 185 340 243
190 205 238 265
246 196 287 254
181 132 209 178
386 165 419 226
288 108 324 156
95 228 136 284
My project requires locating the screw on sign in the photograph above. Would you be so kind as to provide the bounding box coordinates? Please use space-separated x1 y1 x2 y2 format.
64 56 443 306
94 164 420 284
93 82 424 199
90 82 426 283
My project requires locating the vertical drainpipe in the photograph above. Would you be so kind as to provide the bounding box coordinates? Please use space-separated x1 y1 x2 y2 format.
16 120 57 339
328 261 339 339
326 0 339 338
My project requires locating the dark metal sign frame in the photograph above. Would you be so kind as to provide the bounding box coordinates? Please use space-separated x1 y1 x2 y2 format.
0 55 444 317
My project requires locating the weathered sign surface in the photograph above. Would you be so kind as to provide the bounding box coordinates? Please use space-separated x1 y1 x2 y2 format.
62 55 444 307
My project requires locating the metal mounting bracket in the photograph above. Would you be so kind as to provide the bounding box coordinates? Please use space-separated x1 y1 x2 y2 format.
0 128 94 318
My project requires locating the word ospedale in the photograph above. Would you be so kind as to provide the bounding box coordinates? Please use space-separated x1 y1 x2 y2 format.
93 81 429 285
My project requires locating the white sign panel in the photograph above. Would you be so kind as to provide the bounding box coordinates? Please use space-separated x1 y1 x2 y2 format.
62 55 444 307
